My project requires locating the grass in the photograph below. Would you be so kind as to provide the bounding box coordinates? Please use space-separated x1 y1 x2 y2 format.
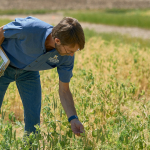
0 19 13 27
1 9 150 29
64 9 150 29
0 9 57 15
1 28 150 149
84 28 150 49
1 15 150 149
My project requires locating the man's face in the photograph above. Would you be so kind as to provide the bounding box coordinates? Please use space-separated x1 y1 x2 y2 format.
55 43 80 56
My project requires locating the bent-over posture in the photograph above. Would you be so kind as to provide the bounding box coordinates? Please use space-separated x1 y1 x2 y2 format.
0 16 85 136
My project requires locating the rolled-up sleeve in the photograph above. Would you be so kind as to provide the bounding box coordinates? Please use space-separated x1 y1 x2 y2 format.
57 55 74 83
3 18 23 39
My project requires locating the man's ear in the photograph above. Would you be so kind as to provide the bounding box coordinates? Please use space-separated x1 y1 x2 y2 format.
55 38 61 45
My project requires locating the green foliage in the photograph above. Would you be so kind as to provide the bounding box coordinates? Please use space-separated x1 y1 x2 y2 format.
64 9 150 29
84 28 150 48
1 34 150 149
1 9 150 29
0 19 12 27
1 11 150 148
0 9 57 15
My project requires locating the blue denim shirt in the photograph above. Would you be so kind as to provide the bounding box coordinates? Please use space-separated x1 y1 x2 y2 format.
1 16 74 82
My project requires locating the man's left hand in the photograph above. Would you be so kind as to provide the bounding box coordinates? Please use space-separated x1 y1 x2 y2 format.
70 119 84 136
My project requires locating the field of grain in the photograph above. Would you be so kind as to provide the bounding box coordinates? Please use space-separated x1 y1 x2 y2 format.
0 34 150 149
1 9 150 149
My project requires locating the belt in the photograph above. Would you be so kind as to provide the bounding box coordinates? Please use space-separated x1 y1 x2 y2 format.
9 64 19 69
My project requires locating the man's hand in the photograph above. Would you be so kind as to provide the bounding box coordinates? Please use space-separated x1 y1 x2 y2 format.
70 119 84 136
59 80 85 136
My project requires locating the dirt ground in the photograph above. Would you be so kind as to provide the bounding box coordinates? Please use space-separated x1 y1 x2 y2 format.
0 13 150 39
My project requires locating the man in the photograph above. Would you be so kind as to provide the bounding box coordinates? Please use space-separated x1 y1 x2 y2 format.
0 16 85 136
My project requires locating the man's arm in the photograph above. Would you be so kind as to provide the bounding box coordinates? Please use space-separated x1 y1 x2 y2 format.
59 79 84 136
59 79 77 118
0 26 5 45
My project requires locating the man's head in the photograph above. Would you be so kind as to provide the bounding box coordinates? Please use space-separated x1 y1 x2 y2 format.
52 17 85 56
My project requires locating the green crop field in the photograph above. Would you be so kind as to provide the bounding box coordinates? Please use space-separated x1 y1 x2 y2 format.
1 29 150 149
0 11 150 149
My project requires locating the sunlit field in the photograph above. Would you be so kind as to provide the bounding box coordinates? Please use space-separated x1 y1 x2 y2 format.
0 19 13 27
64 9 150 29
1 9 150 29
1 32 150 149
0 9 150 149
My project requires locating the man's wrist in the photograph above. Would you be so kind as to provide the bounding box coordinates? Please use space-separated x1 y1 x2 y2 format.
68 115 78 122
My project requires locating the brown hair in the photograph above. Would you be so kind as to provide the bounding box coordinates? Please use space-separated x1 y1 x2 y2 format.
52 17 85 50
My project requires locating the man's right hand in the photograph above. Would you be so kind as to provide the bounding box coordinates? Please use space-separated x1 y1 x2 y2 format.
70 119 85 136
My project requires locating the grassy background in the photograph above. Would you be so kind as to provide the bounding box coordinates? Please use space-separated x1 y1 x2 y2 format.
1 34 150 149
1 9 150 29
64 9 150 29
0 9 57 15
84 28 150 49
0 9 150 149
0 19 13 26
